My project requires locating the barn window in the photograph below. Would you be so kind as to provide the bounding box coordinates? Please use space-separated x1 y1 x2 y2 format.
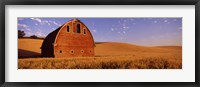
83 28 86 34
67 25 70 32
76 24 81 33
81 50 84 53
90 50 92 53
71 50 74 54
60 50 62 53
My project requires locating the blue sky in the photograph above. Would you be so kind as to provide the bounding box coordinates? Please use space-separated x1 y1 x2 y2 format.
18 18 182 46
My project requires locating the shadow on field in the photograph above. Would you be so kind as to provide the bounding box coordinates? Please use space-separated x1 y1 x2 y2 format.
18 49 41 58
95 42 108 44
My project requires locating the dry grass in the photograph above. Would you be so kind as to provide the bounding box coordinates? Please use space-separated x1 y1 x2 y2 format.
18 39 182 69
18 55 181 69
18 39 42 53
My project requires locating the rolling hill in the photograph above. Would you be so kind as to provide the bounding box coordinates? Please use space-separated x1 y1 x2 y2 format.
18 39 181 58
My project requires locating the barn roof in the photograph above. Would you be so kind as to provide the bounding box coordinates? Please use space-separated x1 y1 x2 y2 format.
41 19 96 49
41 25 63 48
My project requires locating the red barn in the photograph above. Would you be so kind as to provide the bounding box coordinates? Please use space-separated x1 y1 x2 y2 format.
41 19 95 58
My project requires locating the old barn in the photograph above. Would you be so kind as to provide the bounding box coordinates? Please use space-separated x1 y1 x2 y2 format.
41 19 95 58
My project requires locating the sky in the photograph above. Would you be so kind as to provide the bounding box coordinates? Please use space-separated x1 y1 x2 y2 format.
18 18 182 46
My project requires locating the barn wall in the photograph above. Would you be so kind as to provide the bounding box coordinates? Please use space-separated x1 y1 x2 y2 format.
54 46 94 58
54 20 95 58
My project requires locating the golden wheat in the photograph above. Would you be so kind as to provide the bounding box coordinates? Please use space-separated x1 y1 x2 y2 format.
18 54 182 69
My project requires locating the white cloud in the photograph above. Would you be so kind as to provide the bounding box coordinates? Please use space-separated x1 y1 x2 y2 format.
36 31 45 37
30 18 53 25
49 21 61 26
30 18 42 23
122 24 129 30
26 32 34 36
43 20 50 25
36 28 46 37
92 29 96 33
26 28 31 31
18 24 31 31
123 31 126 34
19 29 24 31
18 24 28 28
37 28 42 32
111 28 114 31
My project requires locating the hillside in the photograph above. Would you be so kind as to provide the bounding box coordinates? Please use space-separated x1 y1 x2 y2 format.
18 39 181 58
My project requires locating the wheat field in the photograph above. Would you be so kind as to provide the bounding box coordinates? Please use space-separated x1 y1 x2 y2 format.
18 39 182 69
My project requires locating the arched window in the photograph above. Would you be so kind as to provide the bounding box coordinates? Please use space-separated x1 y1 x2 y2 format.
83 28 86 34
76 24 81 33
67 25 70 32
